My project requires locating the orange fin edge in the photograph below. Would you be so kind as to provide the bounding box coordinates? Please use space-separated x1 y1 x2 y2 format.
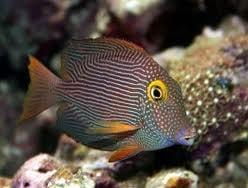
109 143 142 162
87 121 140 135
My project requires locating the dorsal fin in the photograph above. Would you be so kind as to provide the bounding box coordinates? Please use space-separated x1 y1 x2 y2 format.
60 38 146 80
65 37 145 55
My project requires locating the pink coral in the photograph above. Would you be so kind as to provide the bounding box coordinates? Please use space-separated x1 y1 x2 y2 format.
12 154 60 188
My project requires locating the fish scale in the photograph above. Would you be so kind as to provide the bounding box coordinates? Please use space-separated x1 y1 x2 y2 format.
19 38 196 162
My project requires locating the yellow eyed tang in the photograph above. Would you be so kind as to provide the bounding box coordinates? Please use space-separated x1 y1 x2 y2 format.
19 38 196 162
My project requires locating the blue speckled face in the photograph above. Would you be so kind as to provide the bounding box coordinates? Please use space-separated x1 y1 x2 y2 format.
141 61 196 150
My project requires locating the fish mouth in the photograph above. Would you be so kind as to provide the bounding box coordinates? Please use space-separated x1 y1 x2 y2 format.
177 127 197 146
183 136 195 145
185 127 197 145
184 127 196 139
184 133 196 141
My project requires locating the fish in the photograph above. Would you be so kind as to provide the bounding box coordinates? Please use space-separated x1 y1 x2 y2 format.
19 38 196 162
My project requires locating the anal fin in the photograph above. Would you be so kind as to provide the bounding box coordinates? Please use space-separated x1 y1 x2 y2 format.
109 143 142 162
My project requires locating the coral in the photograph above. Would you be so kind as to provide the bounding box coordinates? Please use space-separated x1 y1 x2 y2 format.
47 168 95 188
12 154 60 188
11 153 100 188
145 169 199 188
186 35 247 157
157 32 248 158
0 177 12 188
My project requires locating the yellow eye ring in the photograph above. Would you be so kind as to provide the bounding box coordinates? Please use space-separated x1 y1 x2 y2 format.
147 80 168 102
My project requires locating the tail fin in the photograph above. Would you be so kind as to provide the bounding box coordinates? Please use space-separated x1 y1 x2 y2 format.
19 56 61 122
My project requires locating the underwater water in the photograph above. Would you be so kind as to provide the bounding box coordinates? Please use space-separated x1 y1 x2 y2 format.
0 0 247 187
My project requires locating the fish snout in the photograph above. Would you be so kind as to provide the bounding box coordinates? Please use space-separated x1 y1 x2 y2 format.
176 126 197 146
184 126 196 140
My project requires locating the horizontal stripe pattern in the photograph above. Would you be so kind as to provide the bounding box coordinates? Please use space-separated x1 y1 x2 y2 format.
58 38 151 127
57 103 119 150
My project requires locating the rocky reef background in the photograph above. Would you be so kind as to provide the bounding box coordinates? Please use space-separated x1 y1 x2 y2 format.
0 0 247 187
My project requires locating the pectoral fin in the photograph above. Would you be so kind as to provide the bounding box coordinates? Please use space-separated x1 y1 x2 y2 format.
109 143 142 162
86 121 140 136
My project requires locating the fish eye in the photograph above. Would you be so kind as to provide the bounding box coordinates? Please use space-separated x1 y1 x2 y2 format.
151 86 162 100
147 80 168 102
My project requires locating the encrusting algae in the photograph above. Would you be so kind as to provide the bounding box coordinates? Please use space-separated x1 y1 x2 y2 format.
19 38 196 162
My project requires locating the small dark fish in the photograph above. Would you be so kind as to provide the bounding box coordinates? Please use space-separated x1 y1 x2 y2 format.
19 38 196 162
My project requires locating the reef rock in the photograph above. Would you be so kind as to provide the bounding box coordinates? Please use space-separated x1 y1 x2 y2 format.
0 177 12 188
12 154 60 188
151 20 248 187
47 168 95 188
145 169 199 188
155 25 248 158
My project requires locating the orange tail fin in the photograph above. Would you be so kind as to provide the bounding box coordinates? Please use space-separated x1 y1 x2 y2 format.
19 56 61 122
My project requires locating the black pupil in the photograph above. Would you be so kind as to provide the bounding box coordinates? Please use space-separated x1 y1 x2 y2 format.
153 88 161 98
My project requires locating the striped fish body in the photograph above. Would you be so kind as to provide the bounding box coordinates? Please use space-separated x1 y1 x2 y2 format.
19 38 196 162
